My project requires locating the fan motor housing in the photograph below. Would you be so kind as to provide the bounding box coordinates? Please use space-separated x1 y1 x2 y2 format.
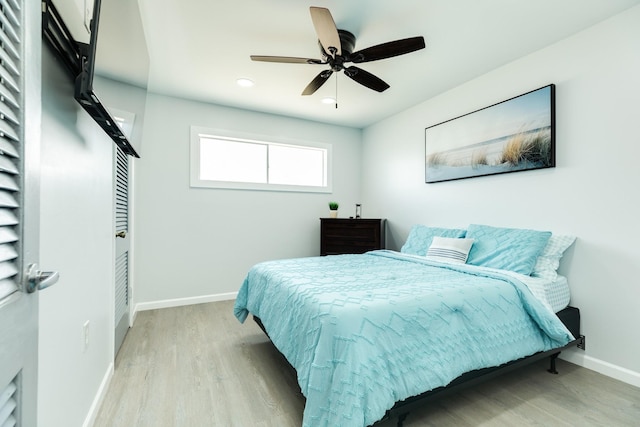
319 29 356 58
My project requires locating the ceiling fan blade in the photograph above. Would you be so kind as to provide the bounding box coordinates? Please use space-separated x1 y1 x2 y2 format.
310 7 341 57
302 70 334 95
251 55 324 64
343 66 390 92
350 36 426 63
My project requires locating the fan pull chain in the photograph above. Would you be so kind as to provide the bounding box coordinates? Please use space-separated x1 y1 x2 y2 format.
335 73 338 109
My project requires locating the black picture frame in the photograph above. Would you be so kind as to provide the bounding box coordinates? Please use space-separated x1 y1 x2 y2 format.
425 84 555 183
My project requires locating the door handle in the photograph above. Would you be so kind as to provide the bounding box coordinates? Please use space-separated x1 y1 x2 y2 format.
25 264 60 293
116 231 127 238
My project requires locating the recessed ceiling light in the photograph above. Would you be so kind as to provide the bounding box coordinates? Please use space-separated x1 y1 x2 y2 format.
321 97 336 105
236 78 254 87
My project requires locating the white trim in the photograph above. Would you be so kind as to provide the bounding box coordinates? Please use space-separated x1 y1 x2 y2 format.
560 349 640 388
82 362 114 427
134 292 238 313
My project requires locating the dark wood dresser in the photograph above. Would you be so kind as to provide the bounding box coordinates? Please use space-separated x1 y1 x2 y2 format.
320 218 386 255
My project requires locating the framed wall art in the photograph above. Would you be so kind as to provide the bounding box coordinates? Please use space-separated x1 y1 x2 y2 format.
425 84 555 183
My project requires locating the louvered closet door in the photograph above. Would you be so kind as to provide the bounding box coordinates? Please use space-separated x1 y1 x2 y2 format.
114 146 130 355
0 0 41 425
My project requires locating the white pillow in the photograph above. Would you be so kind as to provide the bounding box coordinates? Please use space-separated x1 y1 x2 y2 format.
426 237 474 264
532 235 576 280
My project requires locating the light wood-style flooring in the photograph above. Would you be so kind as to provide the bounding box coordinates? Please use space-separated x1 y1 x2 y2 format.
93 300 640 426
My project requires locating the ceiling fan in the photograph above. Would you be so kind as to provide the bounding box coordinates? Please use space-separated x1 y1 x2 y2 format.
250 7 426 96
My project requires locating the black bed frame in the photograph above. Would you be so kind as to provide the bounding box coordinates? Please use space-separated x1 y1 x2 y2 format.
253 306 585 427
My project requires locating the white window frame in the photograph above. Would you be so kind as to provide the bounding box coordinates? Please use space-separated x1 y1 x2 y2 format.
190 126 333 193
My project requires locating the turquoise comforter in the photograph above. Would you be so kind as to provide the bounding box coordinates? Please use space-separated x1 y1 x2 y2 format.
234 250 572 427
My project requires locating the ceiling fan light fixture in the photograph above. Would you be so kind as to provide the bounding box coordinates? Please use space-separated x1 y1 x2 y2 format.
321 97 336 105
236 78 255 87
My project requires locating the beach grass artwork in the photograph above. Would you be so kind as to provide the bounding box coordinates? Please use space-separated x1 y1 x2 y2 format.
425 84 555 183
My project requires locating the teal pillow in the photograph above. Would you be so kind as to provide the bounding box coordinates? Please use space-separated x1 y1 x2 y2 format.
465 224 551 275
401 225 467 256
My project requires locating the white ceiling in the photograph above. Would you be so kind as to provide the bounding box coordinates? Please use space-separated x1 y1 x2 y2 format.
59 0 640 128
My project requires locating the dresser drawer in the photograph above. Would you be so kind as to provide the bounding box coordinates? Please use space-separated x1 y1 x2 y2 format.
320 218 386 255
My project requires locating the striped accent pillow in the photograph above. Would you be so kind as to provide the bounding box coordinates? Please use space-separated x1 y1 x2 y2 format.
426 237 474 264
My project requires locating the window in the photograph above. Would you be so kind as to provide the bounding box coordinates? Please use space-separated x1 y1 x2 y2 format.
190 127 332 192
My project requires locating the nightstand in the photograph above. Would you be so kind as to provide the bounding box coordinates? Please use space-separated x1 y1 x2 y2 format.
320 218 386 255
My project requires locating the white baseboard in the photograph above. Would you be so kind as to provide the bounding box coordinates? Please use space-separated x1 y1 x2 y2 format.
560 348 640 388
83 362 114 427
134 292 238 313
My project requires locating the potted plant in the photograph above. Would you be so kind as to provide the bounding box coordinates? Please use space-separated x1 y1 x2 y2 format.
328 201 339 218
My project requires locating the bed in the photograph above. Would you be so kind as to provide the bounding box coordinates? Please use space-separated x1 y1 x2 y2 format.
233 224 582 427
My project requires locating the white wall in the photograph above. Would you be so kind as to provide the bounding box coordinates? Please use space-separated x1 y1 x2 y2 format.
133 94 362 306
361 6 640 384
39 48 115 426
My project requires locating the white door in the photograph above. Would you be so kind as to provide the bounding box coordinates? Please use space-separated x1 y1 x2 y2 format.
112 110 134 356
114 145 131 355
0 1 51 425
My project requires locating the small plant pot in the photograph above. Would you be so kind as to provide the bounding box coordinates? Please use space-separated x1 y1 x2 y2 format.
329 210 338 218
